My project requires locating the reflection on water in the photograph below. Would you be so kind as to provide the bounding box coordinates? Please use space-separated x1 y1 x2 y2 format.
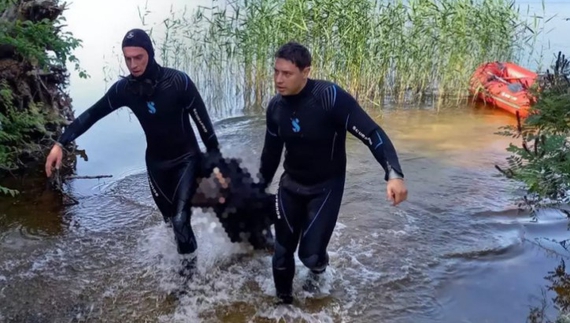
526 241 570 323
1 107 569 322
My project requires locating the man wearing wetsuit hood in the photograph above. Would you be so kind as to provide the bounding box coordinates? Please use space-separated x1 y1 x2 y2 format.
258 42 408 304
45 28 221 278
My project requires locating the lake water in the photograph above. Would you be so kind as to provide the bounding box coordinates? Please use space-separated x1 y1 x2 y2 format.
1 0 569 322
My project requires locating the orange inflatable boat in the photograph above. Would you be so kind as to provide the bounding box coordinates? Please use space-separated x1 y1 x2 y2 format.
469 62 538 118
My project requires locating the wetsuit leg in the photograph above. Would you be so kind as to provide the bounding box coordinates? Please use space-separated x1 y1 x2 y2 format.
148 173 173 226
147 155 200 255
273 183 307 303
170 158 200 255
297 176 345 274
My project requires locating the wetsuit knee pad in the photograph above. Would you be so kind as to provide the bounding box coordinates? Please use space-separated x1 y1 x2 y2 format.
299 253 329 273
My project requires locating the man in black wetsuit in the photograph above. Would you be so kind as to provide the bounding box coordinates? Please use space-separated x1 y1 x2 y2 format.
44 29 221 278
258 42 408 304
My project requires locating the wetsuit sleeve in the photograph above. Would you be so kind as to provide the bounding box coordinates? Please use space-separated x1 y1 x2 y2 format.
57 80 127 147
325 85 404 181
178 73 220 152
258 99 284 188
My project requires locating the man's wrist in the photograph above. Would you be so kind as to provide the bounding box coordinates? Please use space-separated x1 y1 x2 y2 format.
387 169 404 181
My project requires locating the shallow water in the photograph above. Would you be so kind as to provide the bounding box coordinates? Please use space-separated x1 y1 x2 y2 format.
2 106 570 323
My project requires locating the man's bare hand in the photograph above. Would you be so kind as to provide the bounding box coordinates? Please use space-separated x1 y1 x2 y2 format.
45 144 63 177
387 178 408 206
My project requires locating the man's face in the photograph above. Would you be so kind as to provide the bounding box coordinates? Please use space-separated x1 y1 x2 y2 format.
123 46 149 77
273 58 310 96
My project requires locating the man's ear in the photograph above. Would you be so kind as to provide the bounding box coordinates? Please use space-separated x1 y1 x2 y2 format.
302 66 311 78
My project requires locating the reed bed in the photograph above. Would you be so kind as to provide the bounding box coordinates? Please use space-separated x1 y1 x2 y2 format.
132 0 544 112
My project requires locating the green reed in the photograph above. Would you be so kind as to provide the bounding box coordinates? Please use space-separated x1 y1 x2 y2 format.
134 0 544 112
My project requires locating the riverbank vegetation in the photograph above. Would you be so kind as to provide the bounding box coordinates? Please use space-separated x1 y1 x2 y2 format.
0 0 87 195
493 50 570 323
496 51 570 213
128 0 544 112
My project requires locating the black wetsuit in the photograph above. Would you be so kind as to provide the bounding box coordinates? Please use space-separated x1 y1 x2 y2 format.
258 78 404 300
57 61 219 256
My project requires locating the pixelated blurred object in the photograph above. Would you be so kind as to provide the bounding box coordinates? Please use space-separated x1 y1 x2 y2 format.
192 149 276 251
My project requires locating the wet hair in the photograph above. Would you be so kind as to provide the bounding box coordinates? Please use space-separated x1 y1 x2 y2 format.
275 41 312 70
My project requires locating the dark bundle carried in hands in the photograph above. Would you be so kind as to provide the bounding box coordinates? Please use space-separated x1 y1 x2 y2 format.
193 150 276 251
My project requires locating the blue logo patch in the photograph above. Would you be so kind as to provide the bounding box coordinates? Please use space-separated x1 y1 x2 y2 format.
291 117 300 132
147 101 156 114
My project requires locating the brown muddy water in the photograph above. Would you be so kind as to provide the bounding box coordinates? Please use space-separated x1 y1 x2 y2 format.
1 104 569 323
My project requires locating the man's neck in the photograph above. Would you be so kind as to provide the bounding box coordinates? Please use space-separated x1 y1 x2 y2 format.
292 78 309 95
282 79 315 107
284 78 313 98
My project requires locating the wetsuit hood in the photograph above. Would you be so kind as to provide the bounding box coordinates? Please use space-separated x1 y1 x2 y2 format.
121 28 161 80
121 28 162 98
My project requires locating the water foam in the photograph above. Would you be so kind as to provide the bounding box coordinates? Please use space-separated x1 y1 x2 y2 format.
124 209 386 322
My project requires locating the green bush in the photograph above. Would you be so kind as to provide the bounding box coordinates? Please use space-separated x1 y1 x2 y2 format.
0 0 87 195
496 51 570 211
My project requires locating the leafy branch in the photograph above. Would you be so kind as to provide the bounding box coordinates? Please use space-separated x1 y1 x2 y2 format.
495 51 570 210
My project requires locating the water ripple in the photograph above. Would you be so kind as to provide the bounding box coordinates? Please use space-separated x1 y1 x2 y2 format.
2 111 569 322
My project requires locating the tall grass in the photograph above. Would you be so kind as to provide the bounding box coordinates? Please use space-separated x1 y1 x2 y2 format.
128 0 545 114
